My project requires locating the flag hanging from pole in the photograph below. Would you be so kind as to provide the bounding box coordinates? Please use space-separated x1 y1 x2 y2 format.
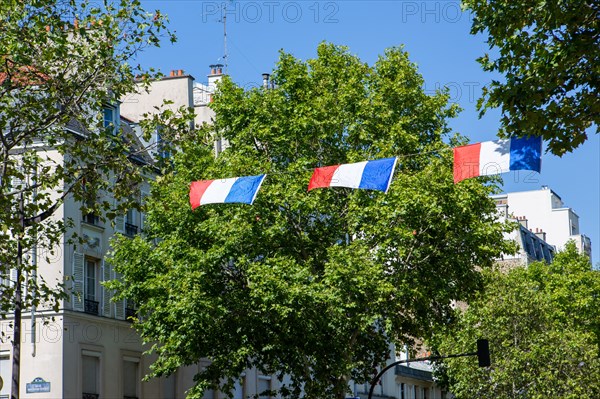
308 157 397 193
453 137 542 183
190 174 266 208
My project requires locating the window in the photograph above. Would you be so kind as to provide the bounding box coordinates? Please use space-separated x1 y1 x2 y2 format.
156 127 171 160
125 298 136 320
0 352 10 399
82 353 100 399
258 375 272 399
84 258 99 315
399 383 405 399
81 177 100 226
125 208 138 237
123 357 140 399
103 107 116 133
83 212 100 225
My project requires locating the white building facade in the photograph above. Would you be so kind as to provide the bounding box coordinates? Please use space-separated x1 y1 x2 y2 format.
492 186 592 260
0 67 453 399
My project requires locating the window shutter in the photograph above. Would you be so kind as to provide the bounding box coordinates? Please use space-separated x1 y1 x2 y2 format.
10 268 18 288
101 259 113 317
113 198 125 233
140 190 149 233
114 271 126 320
72 252 85 312
115 213 125 234
114 298 126 320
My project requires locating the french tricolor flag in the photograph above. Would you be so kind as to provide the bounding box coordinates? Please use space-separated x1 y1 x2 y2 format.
453 137 542 183
189 175 266 209
308 157 397 193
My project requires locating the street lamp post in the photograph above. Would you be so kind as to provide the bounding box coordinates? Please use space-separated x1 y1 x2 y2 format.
11 193 24 399
367 339 490 399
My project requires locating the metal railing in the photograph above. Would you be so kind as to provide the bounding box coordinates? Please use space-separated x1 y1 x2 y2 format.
84 299 99 315
125 307 136 320
125 222 138 236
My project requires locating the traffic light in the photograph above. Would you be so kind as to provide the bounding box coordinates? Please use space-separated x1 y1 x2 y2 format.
477 339 491 367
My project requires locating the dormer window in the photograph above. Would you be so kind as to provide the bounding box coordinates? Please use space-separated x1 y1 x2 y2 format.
103 106 117 134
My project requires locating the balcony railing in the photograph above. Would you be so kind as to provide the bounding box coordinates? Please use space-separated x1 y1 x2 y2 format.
125 222 138 237
125 307 136 320
84 299 99 315
83 393 99 399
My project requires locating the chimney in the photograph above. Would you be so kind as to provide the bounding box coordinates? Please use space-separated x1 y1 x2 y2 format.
262 73 270 89
208 64 224 88
517 216 528 229
178 69 184 76
534 228 547 242
170 70 176 77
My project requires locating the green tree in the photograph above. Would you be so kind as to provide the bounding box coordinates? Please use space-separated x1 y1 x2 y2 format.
109 43 513 399
434 242 600 398
463 0 599 155
0 1 190 397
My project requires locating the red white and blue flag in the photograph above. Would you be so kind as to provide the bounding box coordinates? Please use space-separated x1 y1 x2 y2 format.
190 175 266 209
308 157 397 193
453 137 542 183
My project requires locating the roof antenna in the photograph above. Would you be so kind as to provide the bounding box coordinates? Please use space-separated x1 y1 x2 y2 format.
220 2 231 74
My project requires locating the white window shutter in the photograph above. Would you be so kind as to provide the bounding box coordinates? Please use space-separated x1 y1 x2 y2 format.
140 189 149 233
101 259 113 317
114 298 126 320
113 197 125 234
10 268 18 288
115 213 125 233
72 252 85 312
114 271 126 320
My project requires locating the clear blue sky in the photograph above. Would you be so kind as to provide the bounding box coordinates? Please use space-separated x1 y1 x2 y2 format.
140 0 599 265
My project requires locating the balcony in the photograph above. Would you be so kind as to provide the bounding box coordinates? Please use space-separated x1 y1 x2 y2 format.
395 364 433 382
84 299 99 315
125 222 138 237
125 307 136 321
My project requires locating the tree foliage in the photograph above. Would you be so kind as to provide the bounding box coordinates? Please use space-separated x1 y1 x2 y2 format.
434 242 600 398
464 0 599 155
0 0 182 319
109 43 513 399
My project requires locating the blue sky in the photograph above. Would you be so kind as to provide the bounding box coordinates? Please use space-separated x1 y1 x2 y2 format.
139 0 599 265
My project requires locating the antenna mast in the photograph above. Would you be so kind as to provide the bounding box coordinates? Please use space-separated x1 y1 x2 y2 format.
222 2 228 74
